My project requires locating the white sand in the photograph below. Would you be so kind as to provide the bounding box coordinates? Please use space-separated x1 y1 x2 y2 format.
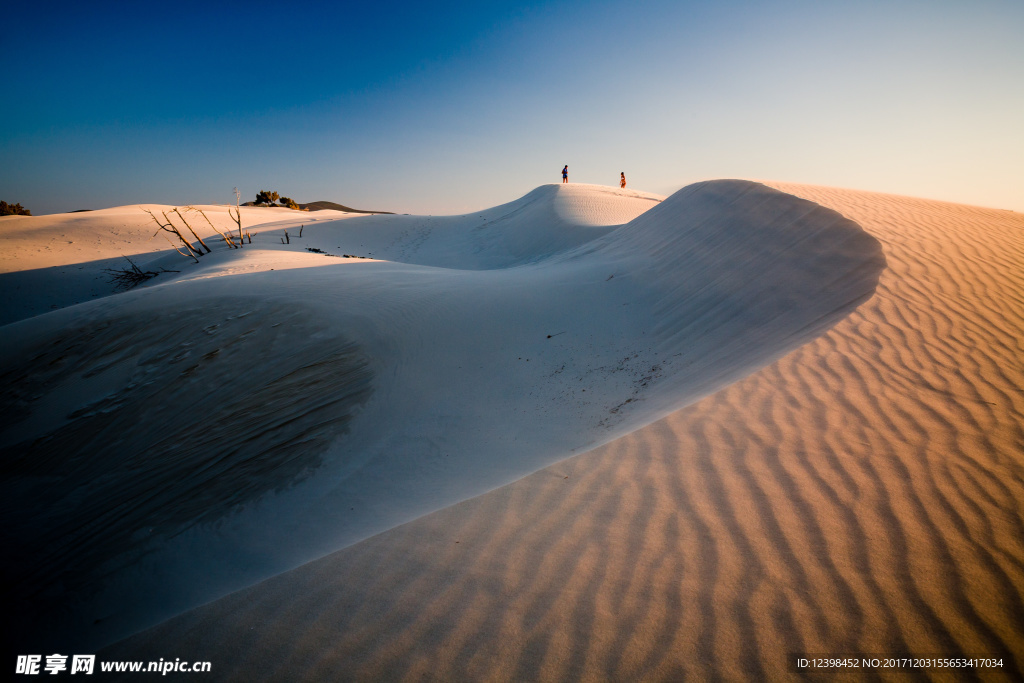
10 180 1011 679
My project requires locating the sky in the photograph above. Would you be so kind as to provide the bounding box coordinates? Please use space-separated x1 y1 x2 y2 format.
2 0 1022 215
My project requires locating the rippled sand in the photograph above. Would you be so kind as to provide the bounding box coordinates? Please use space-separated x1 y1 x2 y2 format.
102 184 1023 680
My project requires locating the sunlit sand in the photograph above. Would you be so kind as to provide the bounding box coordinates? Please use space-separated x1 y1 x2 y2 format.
2 181 1021 679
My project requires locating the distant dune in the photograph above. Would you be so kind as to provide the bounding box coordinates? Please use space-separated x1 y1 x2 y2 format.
4 180 1021 680
299 200 393 214
0 203 356 325
239 200 394 214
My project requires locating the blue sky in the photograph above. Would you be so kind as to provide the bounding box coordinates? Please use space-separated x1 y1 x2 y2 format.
2 0 1022 214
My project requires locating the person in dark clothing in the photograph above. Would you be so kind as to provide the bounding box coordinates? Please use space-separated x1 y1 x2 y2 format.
562 165 568 183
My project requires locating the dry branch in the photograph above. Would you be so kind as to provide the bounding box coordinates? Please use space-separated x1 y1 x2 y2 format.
187 206 238 248
162 210 204 257
160 233 198 262
144 208 202 261
230 187 244 247
103 256 179 290
172 208 212 254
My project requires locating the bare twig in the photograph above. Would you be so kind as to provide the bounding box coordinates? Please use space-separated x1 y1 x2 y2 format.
160 233 198 262
163 211 204 257
172 208 212 254
144 208 202 260
188 206 238 248
230 187 243 248
103 255 178 290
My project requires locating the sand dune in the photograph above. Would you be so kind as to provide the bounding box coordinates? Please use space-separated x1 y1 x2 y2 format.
1 181 884 656
298 183 667 269
97 183 1024 680
0 204 352 326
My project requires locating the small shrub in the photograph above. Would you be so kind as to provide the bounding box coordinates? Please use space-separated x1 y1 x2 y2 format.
255 190 280 207
0 201 31 216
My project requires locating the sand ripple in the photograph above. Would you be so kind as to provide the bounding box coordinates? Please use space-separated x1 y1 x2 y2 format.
103 185 1024 681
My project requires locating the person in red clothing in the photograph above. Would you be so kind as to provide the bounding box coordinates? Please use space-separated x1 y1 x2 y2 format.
620 172 626 189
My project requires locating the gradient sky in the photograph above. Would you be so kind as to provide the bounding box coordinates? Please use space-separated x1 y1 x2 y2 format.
2 0 1022 215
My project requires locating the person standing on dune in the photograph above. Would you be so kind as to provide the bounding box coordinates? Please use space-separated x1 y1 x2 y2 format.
562 165 568 183
620 172 626 189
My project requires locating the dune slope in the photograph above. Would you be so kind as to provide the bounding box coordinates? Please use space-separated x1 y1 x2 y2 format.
0 204 351 326
1 181 884 654
100 184 1024 681
297 183 666 269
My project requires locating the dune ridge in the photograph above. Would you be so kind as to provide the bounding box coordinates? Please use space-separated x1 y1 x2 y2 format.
299 183 667 270
100 183 1024 681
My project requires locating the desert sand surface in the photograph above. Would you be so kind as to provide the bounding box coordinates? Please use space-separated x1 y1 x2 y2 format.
0 204 359 326
4 180 1021 680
